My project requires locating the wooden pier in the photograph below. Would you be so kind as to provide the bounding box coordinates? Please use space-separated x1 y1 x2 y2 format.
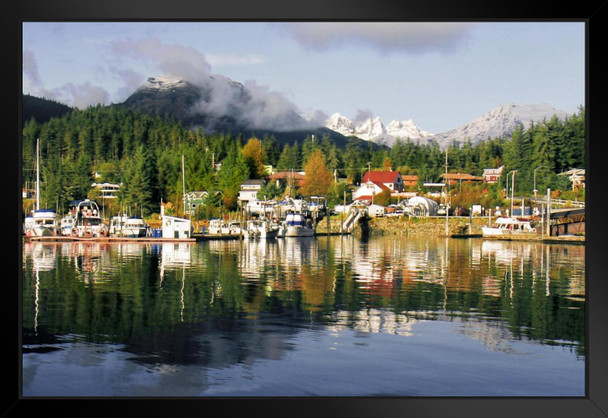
24 235 196 243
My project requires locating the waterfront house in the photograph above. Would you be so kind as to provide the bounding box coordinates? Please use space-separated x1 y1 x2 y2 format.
353 171 404 203
362 171 404 192
557 168 585 189
162 215 191 239
482 166 504 183
184 191 208 216
238 179 265 206
91 182 121 200
401 174 419 188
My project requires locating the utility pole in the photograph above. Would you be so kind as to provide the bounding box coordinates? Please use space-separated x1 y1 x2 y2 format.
511 170 516 217
546 188 551 236
445 147 449 237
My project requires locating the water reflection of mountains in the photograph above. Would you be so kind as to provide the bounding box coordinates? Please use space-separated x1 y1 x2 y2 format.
22 237 586 365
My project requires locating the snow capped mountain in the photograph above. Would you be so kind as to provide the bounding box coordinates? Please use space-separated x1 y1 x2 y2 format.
139 75 190 91
325 113 432 146
354 117 386 140
386 119 432 140
325 113 355 137
429 103 570 148
123 74 313 133
325 103 570 148
126 76 571 150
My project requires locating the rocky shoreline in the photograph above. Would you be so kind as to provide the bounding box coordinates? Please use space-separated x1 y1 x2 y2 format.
314 215 489 237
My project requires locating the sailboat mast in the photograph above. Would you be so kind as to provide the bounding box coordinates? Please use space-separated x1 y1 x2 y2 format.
36 138 40 211
182 154 186 217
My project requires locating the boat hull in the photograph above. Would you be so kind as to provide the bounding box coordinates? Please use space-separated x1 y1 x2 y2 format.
283 226 314 237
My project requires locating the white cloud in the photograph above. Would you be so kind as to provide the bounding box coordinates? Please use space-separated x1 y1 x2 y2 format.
23 49 110 108
207 54 266 66
111 37 212 87
280 22 476 54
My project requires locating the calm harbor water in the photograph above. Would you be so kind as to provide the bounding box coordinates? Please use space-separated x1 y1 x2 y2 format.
22 235 585 397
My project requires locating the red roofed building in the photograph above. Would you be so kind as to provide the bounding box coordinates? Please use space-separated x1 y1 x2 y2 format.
353 171 404 202
268 171 306 188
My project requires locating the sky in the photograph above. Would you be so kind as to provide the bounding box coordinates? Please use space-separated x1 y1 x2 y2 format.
22 21 585 134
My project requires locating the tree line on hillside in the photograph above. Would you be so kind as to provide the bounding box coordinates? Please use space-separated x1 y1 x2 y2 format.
21 104 585 217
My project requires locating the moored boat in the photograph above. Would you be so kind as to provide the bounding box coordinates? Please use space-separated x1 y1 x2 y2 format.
27 209 59 237
110 214 149 237
72 199 108 237
280 211 314 237
60 212 76 236
482 217 537 237
243 219 280 239
206 219 242 237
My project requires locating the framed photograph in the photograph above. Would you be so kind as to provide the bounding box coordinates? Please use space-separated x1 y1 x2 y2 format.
8 0 607 416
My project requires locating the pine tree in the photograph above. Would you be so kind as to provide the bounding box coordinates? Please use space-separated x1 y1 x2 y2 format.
120 145 159 216
218 142 250 210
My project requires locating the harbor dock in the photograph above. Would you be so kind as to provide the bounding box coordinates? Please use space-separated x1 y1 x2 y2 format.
24 235 196 243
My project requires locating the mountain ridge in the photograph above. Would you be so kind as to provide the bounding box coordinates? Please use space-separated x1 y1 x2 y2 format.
324 103 570 148
25 74 573 151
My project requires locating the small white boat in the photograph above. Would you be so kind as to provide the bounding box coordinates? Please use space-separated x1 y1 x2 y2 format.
243 219 280 239
60 212 76 236
482 217 537 237
280 212 314 237
110 214 149 237
206 219 242 237
26 209 59 236
24 138 59 237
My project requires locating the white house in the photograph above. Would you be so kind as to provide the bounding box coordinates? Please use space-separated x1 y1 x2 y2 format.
162 216 192 239
482 166 504 183
238 179 265 205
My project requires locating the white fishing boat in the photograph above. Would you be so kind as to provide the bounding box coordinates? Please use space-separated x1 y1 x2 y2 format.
59 212 76 236
280 212 314 237
243 219 280 239
482 217 538 237
109 214 149 237
206 219 242 237
72 199 108 237
29 209 59 237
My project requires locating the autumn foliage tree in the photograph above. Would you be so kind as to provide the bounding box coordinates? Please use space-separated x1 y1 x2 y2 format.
242 137 266 179
301 149 333 197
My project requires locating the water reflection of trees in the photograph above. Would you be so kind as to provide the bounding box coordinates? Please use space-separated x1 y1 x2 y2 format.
22 237 585 360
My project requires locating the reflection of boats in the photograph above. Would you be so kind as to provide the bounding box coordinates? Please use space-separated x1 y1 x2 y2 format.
482 217 537 237
280 212 314 237
243 219 280 239
72 199 108 237
27 242 58 271
206 219 242 237
109 214 149 237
